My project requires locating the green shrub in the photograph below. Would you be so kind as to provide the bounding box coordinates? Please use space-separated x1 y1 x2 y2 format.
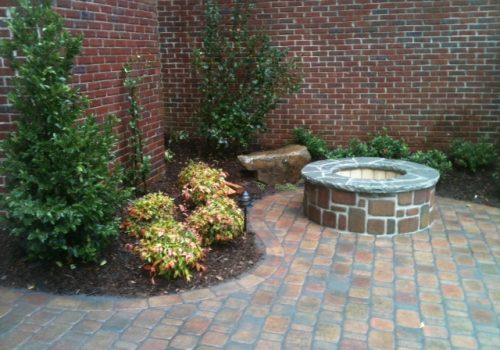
188 197 244 246
293 128 328 159
368 130 410 159
136 220 205 281
0 1 129 262
122 193 176 237
329 131 410 160
329 138 374 159
348 138 374 157
192 0 302 149
407 150 453 176
448 138 498 172
178 161 232 206
327 147 347 159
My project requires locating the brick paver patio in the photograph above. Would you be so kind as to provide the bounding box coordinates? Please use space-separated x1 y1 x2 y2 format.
1 191 499 349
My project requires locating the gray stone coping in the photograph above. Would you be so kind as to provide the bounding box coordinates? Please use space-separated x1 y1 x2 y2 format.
301 157 440 193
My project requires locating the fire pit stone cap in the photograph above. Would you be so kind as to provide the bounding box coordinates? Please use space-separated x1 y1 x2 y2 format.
301 157 440 193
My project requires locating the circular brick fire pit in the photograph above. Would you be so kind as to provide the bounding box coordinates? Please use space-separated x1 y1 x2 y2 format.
301 157 440 235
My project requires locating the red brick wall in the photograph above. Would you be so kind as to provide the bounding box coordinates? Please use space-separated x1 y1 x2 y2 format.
0 0 166 187
159 0 499 150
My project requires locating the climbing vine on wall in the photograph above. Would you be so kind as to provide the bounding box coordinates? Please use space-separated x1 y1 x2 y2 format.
123 55 152 194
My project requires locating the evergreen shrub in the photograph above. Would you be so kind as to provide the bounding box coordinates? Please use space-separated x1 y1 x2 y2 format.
0 1 129 262
193 0 302 149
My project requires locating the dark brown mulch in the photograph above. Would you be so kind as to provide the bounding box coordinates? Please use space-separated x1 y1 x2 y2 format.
0 139 498 297
0 230 261 297
0 139 270 297
436 167 499 209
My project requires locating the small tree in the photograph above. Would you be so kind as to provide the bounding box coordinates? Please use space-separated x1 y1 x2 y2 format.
0 0 129 262
192 0 302 149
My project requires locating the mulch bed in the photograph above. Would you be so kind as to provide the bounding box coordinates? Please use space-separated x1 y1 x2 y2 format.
0 230 261 297
436 167 500 208
0 139 498 296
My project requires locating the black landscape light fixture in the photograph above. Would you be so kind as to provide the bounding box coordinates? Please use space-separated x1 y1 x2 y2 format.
239 190 252 233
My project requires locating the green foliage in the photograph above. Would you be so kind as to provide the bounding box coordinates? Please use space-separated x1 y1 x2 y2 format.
293 128 328 159
0 1 128 262
122 193 205 281
275 183 298 192
164 131 189 162
448 138 498 172
169 130 190 143
296 128 409 160
192 0 302 149
123 161 245 281
368 130 410 159
188 197 244 246
136 219 205 281
178 161 232 206
293 128 450 179
407 150 453 176
164 149 175 162
256 182 267 192
329 138 374 159
123 57 152 194
121 193 176 237
328 130 410 159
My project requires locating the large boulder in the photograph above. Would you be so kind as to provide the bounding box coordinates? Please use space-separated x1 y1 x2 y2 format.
238 144 311 185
